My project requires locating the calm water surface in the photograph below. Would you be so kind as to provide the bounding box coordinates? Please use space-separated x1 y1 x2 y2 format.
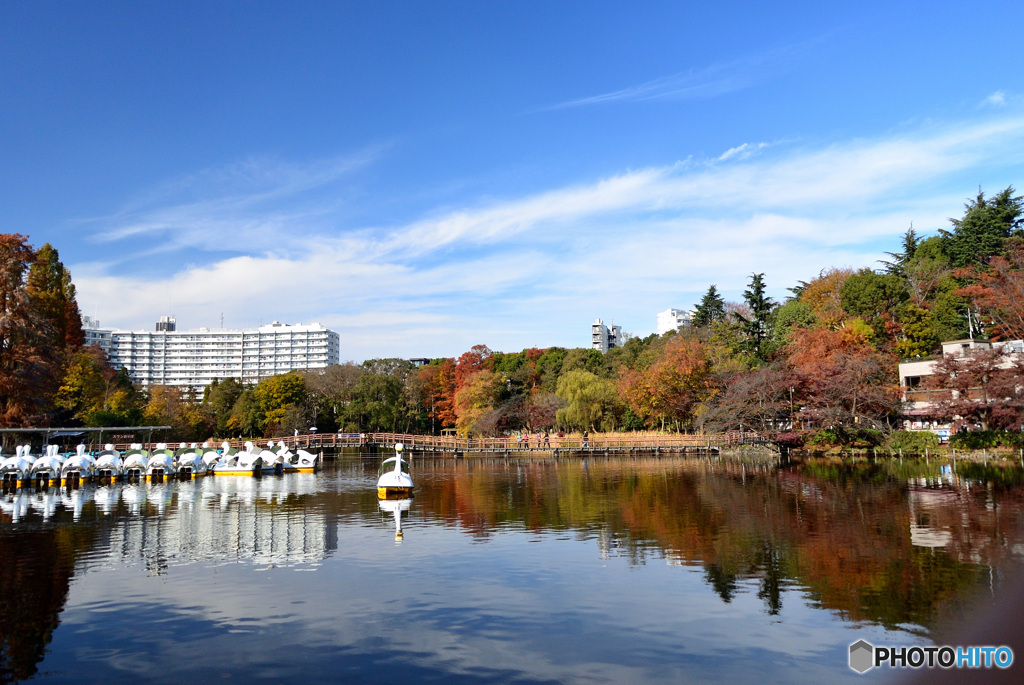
3 455 1024 683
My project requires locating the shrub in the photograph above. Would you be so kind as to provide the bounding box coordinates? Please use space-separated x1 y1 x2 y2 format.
806 428 843 447
885 430 940 454
950 430 1024 450
773 431 805 449
805 427 884 448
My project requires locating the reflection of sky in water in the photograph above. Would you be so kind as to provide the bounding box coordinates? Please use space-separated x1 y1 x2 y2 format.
6 458 1018 683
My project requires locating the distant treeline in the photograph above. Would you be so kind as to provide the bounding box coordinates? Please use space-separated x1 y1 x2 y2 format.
3 186 1023 444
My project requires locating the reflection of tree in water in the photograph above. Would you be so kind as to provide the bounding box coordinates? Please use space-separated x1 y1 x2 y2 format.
755 541 784 615
412 457 1024 634
0 527 89 681
703 563 738 603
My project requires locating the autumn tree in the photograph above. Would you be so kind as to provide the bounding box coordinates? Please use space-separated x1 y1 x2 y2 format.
300 362 365 431
957 240 1024 340
922 346 1024 431
799 268 853 329
618 336 716 431
201 378 246 435
454 345 493 389
144 385 211 440
786 325 898 429
416 358 457 432
453 369 504 436
53 346 144 425
27 244 84 350
0 235 54 426
699 363 797 433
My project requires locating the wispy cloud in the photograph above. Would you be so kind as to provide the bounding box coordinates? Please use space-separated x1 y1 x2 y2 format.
73 112 1024 359
715 142 771 163
537 41 820 112
982 90 1007 107
82 148 385 261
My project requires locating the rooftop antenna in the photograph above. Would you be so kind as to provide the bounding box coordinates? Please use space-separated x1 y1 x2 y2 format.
220 312 224 329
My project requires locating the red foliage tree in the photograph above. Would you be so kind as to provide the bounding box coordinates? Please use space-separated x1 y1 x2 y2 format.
785 326 898 429
454 344 493 391
923 347 1024 431
418 359 457 430
957 241 1024 340
0 235 57 426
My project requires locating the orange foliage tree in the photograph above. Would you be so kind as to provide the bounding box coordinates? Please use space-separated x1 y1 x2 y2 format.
786 326 898 429
618 337 716 431
0 235 62 426
799 268 853 329
418 359 457 431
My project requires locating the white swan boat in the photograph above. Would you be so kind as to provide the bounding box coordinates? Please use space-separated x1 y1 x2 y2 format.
30 446 64 488
60 445 96 486
173 442 209 480
377 443 413 499
213 441 264 476
204 442 230 471
146 444 176 481
123 444 150 481
267 441 319 474
95 444 123 482
1 446 34 488
259 442 284 476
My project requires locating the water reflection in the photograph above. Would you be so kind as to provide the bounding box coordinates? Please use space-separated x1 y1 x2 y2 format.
0 456 1022 682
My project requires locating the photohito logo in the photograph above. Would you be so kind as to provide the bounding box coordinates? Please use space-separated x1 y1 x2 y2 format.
849 639 1014 673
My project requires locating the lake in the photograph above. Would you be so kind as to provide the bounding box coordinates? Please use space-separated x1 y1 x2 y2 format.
2 454 1024 683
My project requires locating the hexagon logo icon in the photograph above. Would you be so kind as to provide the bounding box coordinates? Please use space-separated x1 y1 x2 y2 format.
849 639 874 674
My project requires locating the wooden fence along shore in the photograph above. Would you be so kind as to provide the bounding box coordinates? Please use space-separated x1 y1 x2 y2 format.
89 430 775 457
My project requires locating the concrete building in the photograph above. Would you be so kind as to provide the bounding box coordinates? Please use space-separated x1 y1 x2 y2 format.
898 338 1024 435
86 317 340 389
656 308 692 336
82 316 112 352
591 318 622 353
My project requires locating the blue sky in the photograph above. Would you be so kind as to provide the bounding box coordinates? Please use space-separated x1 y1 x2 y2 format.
3 2 1024 361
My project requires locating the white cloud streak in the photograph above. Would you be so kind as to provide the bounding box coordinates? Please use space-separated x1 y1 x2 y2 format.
73 113 1024 360
537 40 820 112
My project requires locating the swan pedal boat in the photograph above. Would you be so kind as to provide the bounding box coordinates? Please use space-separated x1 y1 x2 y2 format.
61 445 96 487
1 446 35 489
94 444 123 482
377 443 413 499
270 441 319 473
213 442 264 476
30 446 65 489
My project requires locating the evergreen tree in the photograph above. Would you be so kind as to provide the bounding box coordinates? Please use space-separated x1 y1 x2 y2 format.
692 285 726 327
879 227 920 276
737 273 776 360
940 186 1024 267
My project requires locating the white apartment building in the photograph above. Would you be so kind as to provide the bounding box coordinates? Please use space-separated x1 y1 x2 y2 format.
657 308 692 335
85 317 340 389
591 318 622 353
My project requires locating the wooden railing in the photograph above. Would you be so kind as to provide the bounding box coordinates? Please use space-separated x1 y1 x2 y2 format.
97 430 769 454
